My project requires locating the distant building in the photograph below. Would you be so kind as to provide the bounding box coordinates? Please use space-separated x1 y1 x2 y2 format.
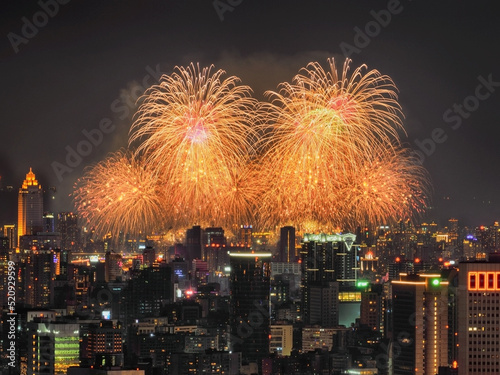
105 251 122 282
18 168 43 244
186 225 202 261
57 212 80 251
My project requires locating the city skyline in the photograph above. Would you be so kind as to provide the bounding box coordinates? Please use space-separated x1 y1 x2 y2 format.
1 1 500 227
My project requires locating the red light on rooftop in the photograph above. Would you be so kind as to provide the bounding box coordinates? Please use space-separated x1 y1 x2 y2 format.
414 258 421 263
438 257 443 262
395 257 401 262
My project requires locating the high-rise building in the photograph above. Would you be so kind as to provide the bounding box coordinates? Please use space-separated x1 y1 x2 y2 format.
391 273 449 375
229 251 271 369
279 226 296 263
301 233 357 326
203 227 225 265
22 249 55 308
42 212 55 233
360 283 385 334
18 168 43 245
57 212 80 251
186 225 202 261
458 256 500 374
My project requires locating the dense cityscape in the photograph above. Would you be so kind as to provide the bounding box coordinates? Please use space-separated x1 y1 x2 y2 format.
2 2 500 375
2 168 500 374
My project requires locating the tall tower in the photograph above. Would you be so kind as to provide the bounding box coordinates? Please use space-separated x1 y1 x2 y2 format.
279 226 296 262
229 251 271 369
18 168 43 245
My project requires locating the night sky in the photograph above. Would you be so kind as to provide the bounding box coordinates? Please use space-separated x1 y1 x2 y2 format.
1 0 499 227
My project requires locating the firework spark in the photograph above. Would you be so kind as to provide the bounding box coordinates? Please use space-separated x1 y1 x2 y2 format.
73 150 165 238
129 63 259 228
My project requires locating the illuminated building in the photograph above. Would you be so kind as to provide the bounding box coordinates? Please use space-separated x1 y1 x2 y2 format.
57 212 80 251
18 168 43 245
301 233 357 326
301 326 349 353
42 212 55 233
84 320 123 368
238 225 252 248
269 324 293 356
203 227 227 271
360 284 384 333
360 250 379 273
27 317 80 375
279 226 296 263
229 251 271 368
458 256 500 374
3 224 16 249
391 273 449 375
23 249 55 308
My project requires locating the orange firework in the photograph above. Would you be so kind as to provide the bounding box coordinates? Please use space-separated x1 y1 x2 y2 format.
129 63 259 228
339 147 431 228
258 58 419 229
73 150 165 238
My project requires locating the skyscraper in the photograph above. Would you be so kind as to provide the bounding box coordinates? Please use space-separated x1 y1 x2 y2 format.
458 256 500 374
301 233 357 326
391 273 449 375
18 168 43 245
279 226 296 263
186 225 202 261
229 251 271 369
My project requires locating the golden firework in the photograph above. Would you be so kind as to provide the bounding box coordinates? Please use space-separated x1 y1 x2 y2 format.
129 63 259 228
258 58 423 229
73 150 165 238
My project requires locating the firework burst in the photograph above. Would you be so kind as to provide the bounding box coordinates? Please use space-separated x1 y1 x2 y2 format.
73 150 165 238
339 148 431 228
258 58 421 229
129 63 259 227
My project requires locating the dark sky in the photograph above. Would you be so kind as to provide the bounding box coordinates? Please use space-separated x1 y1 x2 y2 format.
1 0 499 227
